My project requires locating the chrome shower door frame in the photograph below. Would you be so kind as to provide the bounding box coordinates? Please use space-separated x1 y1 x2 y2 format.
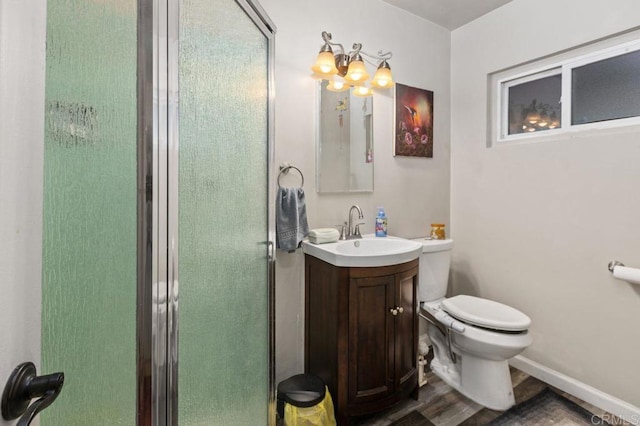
137 0 277 424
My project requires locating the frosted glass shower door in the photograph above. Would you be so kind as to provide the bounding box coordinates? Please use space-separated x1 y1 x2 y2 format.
177 0 274 424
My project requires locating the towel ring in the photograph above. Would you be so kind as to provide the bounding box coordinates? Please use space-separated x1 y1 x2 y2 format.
278 165 304 188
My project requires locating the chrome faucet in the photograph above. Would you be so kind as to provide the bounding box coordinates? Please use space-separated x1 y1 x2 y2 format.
347 205 364 239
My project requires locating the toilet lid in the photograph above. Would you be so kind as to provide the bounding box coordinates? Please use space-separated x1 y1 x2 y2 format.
441 295 531 332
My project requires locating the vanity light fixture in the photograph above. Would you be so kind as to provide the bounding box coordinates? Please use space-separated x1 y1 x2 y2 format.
311 31 394 97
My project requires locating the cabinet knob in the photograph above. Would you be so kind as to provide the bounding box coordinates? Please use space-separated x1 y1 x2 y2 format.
389 308 398 316
397 306 404 314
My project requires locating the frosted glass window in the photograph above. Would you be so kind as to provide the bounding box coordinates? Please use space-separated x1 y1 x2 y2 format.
495 39 640 144
572 50 640 125
507 73 562 135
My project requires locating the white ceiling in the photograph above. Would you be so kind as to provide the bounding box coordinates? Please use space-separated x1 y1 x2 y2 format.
382 0 514 30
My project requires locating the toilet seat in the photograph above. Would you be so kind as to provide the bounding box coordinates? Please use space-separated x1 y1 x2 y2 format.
441 295 531 332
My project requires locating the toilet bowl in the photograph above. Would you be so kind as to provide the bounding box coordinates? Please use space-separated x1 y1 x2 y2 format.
412 238 532 411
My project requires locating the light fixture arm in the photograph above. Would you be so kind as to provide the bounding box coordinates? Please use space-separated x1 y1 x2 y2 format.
321 31 345 55
349 43 363 60
359 50 393 61
319 31 393 62
356 49 393 68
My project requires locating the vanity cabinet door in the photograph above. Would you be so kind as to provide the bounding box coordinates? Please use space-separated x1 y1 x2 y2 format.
304 256 419 423
348 275 396 405
394 267 419 393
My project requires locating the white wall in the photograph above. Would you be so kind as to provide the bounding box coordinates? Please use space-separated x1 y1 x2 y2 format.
259 0 451 383
451 0 640 407
0 0 46 424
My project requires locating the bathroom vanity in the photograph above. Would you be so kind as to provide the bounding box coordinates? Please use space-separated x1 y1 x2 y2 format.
304 255 419 424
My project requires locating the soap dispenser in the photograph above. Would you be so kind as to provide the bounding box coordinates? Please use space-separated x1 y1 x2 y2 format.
375 207 388 237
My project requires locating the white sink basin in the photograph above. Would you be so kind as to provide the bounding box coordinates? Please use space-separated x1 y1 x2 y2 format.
302 235 423 267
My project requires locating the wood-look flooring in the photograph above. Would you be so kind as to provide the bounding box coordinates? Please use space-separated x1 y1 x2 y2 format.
351 366 629 425
276 364 629 425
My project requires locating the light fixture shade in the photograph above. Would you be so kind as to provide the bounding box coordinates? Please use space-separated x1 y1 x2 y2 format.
352 85 373 97
326 78 350 92
371 61 394 88
344 55 369 85
311 51 338 78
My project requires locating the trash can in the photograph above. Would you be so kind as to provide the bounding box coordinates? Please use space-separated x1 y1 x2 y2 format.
277 374 336 426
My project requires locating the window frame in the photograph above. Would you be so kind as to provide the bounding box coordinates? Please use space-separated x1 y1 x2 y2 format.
496 38 640 144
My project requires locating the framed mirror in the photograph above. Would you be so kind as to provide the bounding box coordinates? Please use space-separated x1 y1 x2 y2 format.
316 81 373 193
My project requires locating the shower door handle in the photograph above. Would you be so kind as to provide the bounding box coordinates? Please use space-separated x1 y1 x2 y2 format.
268 240 274 261
1 362 64 425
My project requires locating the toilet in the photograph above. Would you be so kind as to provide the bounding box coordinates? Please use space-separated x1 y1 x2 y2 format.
412 238 532 411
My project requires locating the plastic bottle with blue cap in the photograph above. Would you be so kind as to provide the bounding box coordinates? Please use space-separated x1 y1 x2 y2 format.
375 207 387 237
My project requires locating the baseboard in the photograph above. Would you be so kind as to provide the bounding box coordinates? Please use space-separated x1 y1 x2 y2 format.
510 355 640 424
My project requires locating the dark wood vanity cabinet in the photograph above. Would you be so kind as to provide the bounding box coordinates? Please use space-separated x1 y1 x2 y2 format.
304 255 419 425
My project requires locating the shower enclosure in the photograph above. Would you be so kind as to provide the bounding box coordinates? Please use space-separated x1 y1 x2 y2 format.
34 0 275 424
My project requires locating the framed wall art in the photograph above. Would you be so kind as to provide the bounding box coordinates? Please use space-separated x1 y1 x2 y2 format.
394 83 434 158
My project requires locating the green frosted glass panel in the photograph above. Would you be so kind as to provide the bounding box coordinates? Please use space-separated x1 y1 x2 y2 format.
178 0 269 424
41 1 137 424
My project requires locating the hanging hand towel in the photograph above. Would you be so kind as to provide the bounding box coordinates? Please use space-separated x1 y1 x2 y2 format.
276 187 309 252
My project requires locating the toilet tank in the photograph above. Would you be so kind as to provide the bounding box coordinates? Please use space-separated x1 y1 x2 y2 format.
411 238 454 303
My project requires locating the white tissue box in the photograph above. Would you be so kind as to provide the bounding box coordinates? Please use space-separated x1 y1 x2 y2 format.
308 228 339 244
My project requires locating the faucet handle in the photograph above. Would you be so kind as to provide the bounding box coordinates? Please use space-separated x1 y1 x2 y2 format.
336 223 347 240
354 223 365 238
